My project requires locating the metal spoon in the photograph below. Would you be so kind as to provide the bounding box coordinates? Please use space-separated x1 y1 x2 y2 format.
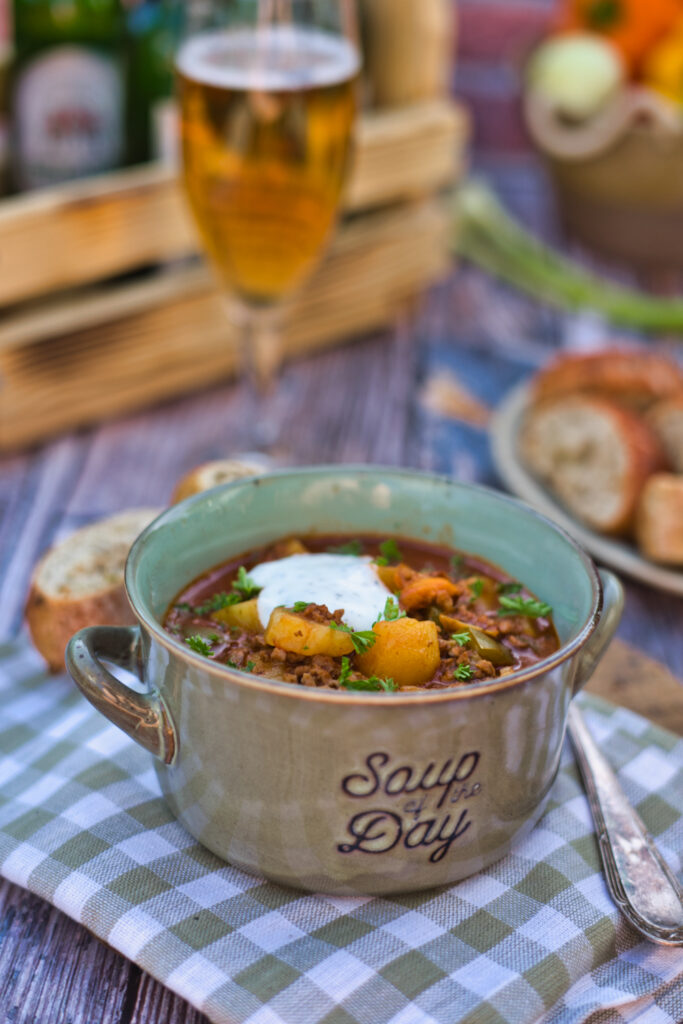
568 703 683 946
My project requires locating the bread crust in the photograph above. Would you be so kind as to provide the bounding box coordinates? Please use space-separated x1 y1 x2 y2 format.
532 349 683 410
647 393 683 473
636 474 683 566
25 508 160 673
26 586 137 673
172 460 266 503
521 395 667 535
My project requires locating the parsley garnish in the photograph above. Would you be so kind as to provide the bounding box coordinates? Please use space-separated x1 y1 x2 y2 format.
451 631 471 646
194 592 241 615
330 622 377 655
375 596 406 623
227 657 256 674
174 602 193 612
329 540 363 556
194 566 262 615
454 664 474 681
374 538 403 567
185 635 214 657
498 595 552 618
450 554 464 571
339 656 352 688
233 566 262 600
498 581 522 595
467 579 484 604
342 674 397 693
292 601 309 612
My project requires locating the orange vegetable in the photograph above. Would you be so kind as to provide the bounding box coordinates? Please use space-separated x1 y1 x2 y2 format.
642 17 683 101
398 573 460 612
560 0 681 72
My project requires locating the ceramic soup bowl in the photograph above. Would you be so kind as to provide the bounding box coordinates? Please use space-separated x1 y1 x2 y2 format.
66 467 623 895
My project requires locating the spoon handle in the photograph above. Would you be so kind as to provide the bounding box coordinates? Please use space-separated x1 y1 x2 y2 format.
568 703 683 946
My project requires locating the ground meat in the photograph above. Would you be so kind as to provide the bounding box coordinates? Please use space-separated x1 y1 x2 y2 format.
298 604 344 625
166 536 561 692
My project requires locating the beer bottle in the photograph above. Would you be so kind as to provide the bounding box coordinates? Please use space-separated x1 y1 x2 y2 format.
12 0 127 191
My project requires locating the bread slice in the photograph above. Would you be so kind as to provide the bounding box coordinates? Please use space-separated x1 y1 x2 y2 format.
25 508 160 673
647 394 683 473
172 459 267 504
520 396 667 536
532 349 683 410
636 475 683 566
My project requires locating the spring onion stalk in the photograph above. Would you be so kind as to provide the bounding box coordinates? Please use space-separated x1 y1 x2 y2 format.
453 181 683 333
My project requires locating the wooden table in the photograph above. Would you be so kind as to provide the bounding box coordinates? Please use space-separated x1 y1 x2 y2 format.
1 166 682 1021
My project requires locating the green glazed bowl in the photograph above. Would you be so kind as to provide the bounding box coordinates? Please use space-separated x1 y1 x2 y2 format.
66 466 623 894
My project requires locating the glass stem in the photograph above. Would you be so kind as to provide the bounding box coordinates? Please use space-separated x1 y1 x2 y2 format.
228 300 284 452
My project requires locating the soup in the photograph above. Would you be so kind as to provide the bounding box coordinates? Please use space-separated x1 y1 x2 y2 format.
163 536 560 691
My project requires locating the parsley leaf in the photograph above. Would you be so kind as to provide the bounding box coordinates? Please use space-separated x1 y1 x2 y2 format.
329 540 363 556
451 631 471 646
339 656 352 688
174 602 193 612
342 674 397 693
233 566 262 600
375 596 406 623
372 676 398 692
454 663 474 681
227 657 256 674
185 635 214 657
194 592 241 615
467 579 484 604
498 581 522 595
292 601 309 612
330 622 377 655
498 595 552 618
376 539 403 565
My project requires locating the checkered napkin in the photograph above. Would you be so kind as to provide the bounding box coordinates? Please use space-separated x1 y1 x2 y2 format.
1 638 682 1024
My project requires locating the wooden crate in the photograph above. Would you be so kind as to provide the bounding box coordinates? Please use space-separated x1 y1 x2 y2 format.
0 99 469 450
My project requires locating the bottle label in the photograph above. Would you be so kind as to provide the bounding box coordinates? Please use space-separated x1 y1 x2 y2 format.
14 46 123 190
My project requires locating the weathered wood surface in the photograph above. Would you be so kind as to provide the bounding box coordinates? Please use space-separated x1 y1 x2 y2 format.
1 161 682 1023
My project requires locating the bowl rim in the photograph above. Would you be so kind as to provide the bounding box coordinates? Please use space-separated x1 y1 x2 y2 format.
125 465 604 704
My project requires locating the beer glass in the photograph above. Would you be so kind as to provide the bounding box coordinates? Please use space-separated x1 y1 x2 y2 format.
176 0 360 435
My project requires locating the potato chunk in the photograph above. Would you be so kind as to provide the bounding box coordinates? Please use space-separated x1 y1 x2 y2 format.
375 564 398 591
356 618 440 689
213 598 262 633
265 607 354 657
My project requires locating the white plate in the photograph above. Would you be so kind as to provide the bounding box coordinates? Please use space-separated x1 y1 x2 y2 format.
490 381 683 596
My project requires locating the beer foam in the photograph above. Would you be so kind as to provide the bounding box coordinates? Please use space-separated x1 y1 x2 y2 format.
177 26 360 91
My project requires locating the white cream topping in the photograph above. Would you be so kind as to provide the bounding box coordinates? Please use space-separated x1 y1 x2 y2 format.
250 554 392 633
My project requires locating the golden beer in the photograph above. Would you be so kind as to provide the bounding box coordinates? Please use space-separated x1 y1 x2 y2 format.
177 27 359 305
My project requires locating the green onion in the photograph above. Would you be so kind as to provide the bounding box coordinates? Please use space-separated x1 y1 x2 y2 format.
453 181 683 333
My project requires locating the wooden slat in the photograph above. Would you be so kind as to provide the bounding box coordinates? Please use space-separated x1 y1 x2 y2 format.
0 99 467 309
586 640 683 736
0 199 449 449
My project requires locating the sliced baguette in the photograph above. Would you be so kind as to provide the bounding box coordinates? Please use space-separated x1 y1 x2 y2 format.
25 508 160 673
532 349 683 410
172 459 267 503
647 394 683 473
520 396 667 536
636 474 683 566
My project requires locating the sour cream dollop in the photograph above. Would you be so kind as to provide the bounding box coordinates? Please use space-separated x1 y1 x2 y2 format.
249 554 393 633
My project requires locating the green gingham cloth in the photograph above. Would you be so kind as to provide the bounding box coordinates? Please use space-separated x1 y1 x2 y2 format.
1 637 682 1024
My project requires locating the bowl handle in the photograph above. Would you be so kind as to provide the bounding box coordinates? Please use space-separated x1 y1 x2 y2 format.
573 569 624 695
66 626 177 764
